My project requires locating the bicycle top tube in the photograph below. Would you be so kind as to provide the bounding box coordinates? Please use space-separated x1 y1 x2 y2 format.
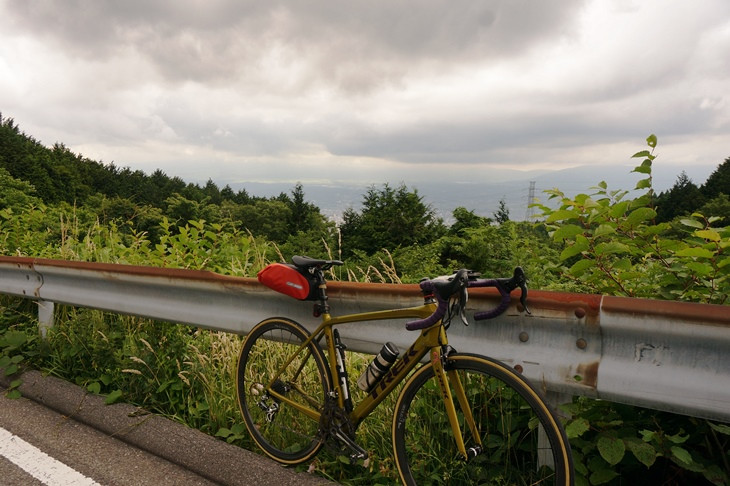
285 255 528 330
405 267 529 331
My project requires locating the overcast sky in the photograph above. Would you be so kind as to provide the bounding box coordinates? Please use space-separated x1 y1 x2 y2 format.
1 0 728 193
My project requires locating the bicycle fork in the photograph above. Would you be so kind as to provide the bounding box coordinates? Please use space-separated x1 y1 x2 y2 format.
430 347 483 461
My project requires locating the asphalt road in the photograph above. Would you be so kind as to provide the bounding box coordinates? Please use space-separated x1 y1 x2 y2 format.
0 369 330 485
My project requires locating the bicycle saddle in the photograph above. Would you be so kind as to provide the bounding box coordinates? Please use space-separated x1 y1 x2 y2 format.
292 255 344 270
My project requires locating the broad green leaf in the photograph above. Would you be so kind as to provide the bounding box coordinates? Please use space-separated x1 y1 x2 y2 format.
695 229 721 242
633 193 653 207
597 436 626 466
633 164 652 175
87 382 101 394
547 209 580 223
105 389 123 405
590 468 619 485
670 446 692 465
680 218 704 229
1 330 27 349
626 207 656 227
675 247 714 258
613 258 632 270
3 364 18 376
595 241 630 256
560 245 584 261
5 389 21 399
635 178 652 189
565 418 590 439
609 201 630 218
702 465 727 486
667 431 690 444
708 422 730 435
631 150 652 158
575 194 600 208
553 224 584 241
626 439 657 468
685 262 713 276
594 224 616 237
215 428 232 438
646 134 657 148
560 235 589 260
569 259 595 277
640 430 655 442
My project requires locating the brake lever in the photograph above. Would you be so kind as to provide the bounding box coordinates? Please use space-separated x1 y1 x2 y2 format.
459 286 469 326
519 282 530 315
513 267 531 315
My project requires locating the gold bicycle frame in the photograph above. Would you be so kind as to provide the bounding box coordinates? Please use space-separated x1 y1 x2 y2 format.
264 300 479 460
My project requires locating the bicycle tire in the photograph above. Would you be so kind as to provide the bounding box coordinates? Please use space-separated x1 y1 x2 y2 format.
393 353 573 485
236 317 331 464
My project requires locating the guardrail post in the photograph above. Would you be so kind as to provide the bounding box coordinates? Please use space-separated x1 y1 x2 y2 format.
37 300 54 338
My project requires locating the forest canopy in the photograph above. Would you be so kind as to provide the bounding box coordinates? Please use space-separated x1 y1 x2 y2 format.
1 114 728 302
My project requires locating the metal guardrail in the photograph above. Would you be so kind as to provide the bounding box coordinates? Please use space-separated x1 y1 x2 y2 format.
1 256 728 423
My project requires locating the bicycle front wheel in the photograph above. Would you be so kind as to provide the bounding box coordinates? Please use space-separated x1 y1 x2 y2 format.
236 317 330 465
393 353 573 485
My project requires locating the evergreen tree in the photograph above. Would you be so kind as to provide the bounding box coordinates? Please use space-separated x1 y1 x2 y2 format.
655 172 704 222
287 183 324 234
449 207 490 236
340 183 445 256
701 156 730 199
493 198 510 224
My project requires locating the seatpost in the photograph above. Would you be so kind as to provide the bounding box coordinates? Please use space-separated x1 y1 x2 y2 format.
312 269 330 317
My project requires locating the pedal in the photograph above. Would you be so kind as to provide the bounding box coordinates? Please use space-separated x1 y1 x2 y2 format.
332 428 368 463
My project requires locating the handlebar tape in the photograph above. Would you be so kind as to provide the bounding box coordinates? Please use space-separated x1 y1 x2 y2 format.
472 280 510 320
404 276 513 330
405 280 447 331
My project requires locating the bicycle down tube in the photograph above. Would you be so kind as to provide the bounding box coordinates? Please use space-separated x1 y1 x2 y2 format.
265 304 438 427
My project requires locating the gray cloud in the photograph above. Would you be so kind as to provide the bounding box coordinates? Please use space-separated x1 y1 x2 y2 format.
1 0 728 190
4 0 585 90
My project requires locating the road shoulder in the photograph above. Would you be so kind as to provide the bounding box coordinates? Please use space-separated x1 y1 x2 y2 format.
0 369 330 485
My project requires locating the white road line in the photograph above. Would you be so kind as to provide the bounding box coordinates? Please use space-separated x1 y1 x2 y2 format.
0 426 101 486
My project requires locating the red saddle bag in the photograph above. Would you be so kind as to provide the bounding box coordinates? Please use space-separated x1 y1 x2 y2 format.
257 263 318 301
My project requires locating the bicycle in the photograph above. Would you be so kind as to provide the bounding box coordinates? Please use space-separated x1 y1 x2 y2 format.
236 255 574 485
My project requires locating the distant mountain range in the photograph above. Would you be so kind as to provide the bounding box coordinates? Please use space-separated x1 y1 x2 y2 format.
227 163 714 222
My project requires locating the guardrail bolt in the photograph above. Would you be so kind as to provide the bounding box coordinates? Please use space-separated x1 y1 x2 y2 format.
575 307 586 319
519 331 529 343
576 338 587 350
514 364 524 374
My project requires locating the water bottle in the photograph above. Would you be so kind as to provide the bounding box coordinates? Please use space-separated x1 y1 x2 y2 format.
357 342 399 392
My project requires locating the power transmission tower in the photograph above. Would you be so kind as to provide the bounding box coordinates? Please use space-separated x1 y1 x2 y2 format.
524 181 536 221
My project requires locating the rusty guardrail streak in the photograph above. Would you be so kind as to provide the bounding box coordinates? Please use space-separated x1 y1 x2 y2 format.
1 256 728 422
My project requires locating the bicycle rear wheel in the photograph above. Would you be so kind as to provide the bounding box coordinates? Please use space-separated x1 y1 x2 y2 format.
236 317 330 464
393 353 573 485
